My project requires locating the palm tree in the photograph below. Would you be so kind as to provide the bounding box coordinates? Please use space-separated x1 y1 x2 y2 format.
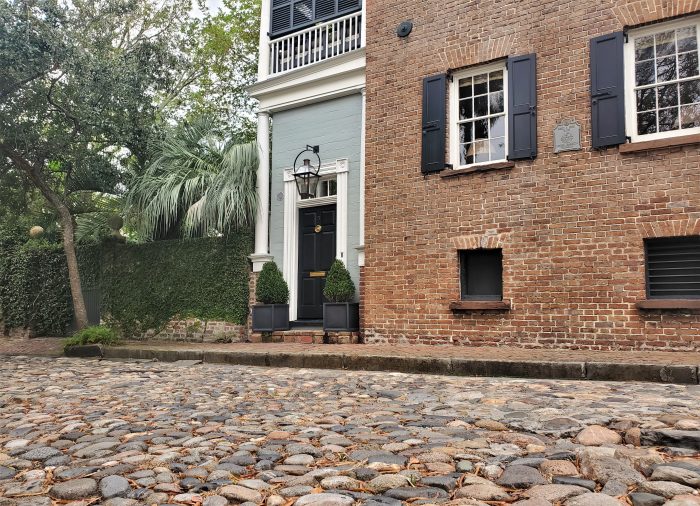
127 118 259 240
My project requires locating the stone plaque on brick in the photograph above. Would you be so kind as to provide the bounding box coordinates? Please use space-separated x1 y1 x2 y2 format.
554 119 581 153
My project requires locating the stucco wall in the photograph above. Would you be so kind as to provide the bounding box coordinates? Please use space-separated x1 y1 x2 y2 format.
270 93 363 298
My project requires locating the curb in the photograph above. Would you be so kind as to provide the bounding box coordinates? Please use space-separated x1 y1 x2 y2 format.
92 346 700 385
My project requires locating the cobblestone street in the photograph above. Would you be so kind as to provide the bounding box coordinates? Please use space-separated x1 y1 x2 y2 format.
1 356 699 506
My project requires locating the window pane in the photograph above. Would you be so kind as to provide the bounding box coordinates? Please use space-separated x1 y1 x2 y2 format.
677 26 698 53
459 99 473 120
459 80 472 99
489 116 505 138
681 104 700 128
657 83 678 108
460 249 503 300
655 30 676 57
474 119 488 140
459 123 472 143
636 60 655 86
474 95 488 117
489 91 504 114
656 56 677 82
680 79 700 104
658 107 679 131
460 143 473 166
636 88 656 111
490 137 506 160
678 51 699 79
473 74 488 95
635 35 655 61
474 141 489 163
638 111 657 135
489 71 503 92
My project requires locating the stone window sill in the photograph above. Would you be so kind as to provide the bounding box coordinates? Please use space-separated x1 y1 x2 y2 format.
636 299 700 310
441 161 515 178
619 133 700 154
450 300 511 311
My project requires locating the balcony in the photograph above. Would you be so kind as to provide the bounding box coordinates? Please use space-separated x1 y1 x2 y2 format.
269 11 363 76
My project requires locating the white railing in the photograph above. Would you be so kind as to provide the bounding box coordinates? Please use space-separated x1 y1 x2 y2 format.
269 11 363 76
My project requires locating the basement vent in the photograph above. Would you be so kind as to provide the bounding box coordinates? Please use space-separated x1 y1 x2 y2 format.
645 236 700 299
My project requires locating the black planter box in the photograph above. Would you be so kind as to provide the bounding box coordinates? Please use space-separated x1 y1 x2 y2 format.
252 304 290 332
323 302 360 332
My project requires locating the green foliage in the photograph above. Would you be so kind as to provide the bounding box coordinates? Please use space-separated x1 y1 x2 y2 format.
255 262 289 305
0 240 73 336
323 260 356 303
63 325 119 351
0 234 252 337
101 233 253 335
126 118 259 240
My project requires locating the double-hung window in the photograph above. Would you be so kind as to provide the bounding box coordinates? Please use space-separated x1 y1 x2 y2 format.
624 17 700 142
450 64 508 168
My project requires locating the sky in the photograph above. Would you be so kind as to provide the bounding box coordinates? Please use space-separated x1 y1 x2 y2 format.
191 0 224 17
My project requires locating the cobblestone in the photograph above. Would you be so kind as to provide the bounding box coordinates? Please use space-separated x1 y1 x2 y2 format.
0 356 698 505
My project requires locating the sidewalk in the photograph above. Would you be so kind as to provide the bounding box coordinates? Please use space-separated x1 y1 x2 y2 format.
99 340 700 384
3 337 699 383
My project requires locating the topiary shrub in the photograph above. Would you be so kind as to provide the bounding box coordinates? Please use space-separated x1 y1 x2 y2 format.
255 262 289 304
323 259 355 303
63 325 120 351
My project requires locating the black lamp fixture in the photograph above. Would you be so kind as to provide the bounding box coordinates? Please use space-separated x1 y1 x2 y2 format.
293 145 321 199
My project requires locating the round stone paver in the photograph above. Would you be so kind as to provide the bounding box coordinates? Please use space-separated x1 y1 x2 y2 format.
0 356 698 506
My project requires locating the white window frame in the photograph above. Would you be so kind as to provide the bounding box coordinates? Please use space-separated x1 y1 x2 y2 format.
449 61 509 170
624 16 700 143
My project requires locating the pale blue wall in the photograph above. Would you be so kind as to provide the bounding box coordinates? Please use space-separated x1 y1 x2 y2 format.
270 93 363 294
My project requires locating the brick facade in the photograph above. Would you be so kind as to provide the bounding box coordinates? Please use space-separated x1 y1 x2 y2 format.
362 0 700 350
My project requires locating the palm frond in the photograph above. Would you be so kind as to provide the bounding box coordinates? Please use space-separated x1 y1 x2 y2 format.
126 118 259 240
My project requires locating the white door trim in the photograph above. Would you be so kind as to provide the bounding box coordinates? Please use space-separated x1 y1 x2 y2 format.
282 158 349 321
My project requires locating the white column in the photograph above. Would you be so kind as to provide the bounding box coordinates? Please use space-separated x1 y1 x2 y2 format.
250 111 273 272
357 88 366 266
257 0 271 80
360 0 366 48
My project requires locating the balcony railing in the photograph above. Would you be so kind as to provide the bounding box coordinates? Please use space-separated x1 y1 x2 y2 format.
269 11 362 76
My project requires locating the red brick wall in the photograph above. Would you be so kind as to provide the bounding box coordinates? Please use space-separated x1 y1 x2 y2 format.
363 0 700 351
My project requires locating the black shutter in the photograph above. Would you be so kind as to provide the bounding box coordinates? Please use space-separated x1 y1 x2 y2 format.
590 32 626 149
270 0 292 37
507 53 537 160
421 74 447 174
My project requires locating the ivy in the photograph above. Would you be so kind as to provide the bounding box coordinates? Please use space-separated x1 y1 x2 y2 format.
0 232 253 337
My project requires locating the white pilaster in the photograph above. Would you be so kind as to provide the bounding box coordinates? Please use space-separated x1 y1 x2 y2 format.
357 88 366 267
282 173 299 320
257 0 271 81
336 158 349 266
360 0 366 48
250 111 273 272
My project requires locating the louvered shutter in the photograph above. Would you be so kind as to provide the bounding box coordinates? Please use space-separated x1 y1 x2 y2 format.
315 0 335 18
421 74 447 174
646 237 700 299
590 32 626 148
507 53 537 160
270 0 292 37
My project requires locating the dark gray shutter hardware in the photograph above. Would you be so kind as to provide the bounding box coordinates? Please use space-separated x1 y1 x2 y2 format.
590 31 626 149
507 53 538 160
421 74 447 174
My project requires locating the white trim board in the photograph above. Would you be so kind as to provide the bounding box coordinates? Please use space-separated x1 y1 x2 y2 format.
282 159 349 321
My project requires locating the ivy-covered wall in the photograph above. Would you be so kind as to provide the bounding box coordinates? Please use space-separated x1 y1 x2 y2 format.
0 232 253 337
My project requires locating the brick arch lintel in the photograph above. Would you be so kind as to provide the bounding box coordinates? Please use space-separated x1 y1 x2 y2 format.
639 217 700 239
451 231 512 250
612 1 700 28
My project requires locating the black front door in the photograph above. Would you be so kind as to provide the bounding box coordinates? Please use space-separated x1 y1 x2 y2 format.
298 205 336 320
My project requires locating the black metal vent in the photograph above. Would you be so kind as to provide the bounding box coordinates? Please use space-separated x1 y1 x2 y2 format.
645 236 700 299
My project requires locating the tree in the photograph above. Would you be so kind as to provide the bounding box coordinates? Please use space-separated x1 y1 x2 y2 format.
126 117 258 240
0 0 194 329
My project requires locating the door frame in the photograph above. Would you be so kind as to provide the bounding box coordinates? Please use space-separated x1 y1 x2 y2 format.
283 158 349 321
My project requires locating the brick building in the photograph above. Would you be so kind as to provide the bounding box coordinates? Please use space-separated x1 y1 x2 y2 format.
361 1 700 350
